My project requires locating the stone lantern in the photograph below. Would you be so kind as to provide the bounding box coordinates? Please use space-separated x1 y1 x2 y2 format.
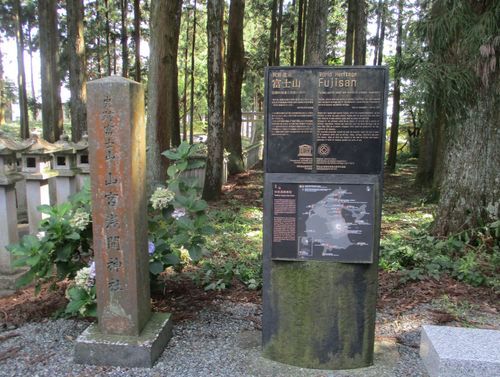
74 134 90 191
21 133 58 234
53 133 80 204
0 131 29 292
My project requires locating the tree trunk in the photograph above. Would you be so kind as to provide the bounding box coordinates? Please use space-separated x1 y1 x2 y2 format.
386 0 403 172
14 0 29 138
133 0 141 81
372 0 382 66
146 0 172 188
27 19 37 112
39 0 62 142
182 16 189 141
0 39 4 126
353 0 367 65
275 0 283 66
104 0 111 76
224 0 245 175
344 0 355 65
268 0 278 66
189 0 197 145
67 0 87 142
377 0 386 66
295 0 305 66
121 0 129 77
203 0 224 200
96 3 102 77
305 0 328 65
289 0 295 66
434 79 499 235
165 0 183 147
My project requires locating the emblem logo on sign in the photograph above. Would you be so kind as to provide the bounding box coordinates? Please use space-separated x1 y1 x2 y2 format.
318 144 331 156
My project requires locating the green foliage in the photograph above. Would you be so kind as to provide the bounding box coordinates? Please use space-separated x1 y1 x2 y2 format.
381 219 500 290
63 264 97 318
194 203 263 291
8 183 92 292
148 142 213 282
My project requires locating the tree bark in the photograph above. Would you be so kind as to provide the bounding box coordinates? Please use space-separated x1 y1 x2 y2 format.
268 0 278 66
344 0 356 65
373 0 382 66
146 0 173 188
203 0 224 200
305 0 328 65
386 0 403 172
224 0 245 175
377 0 386 66
104 0 111 76
67 0 87 142
289 0 295 66
121 0 129 77
353 0 367 65
434 79 499 235
275 0 283 66
182 15 189 141
0 39 4 126
189 0 197 145
39 0 63 142
14 0 29 138
165 0 182 147
295 0 305 66
133 0 141 81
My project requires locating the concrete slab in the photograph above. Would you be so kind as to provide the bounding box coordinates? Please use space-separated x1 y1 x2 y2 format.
420 325 500 377
74 312 173 368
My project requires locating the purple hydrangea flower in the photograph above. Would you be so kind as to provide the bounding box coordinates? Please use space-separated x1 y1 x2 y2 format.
172 208 186 220
89 261 96 280
148 241 156 255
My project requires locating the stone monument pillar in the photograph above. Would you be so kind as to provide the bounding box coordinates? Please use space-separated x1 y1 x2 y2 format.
0 132 28 293
74 76 172 368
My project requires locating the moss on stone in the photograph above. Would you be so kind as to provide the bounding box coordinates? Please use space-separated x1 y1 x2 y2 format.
263 260 377 370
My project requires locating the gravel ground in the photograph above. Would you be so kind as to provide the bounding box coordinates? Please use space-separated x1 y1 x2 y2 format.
0 300 435 377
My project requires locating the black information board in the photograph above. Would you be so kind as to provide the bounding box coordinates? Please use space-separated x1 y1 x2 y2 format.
265 67 387 174
271 182 375 263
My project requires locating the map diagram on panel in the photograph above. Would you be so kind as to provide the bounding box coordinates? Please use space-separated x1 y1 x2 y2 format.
296 184 374 262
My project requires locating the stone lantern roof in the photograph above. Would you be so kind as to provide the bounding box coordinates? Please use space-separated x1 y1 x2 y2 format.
0 130 29 155
0 131 28 185
23 132 60 155
74 133 89 152
54 133 77 153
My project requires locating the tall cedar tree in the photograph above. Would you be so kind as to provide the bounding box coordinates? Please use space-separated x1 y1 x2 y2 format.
203 0 224 200
14 0 29 138
224 0 246 175
39 0 63 142
133 0 140 81
147 0 176 187
167 0 183 147
67 0 87 142
305 0 328 65
386 0 403 172
426 0 499 234
189 0 197 144
120 0 128 77
344 0 368 65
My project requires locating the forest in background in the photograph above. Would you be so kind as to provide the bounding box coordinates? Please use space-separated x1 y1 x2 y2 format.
0 0 498 239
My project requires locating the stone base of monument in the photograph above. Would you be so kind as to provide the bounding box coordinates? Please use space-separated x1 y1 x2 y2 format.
420 325 500 377
74 312 173 368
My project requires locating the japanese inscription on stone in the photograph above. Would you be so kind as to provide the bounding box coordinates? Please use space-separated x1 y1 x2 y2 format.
88 77 151 337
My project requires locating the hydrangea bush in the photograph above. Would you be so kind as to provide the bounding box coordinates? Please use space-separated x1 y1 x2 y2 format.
8 142 213 316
